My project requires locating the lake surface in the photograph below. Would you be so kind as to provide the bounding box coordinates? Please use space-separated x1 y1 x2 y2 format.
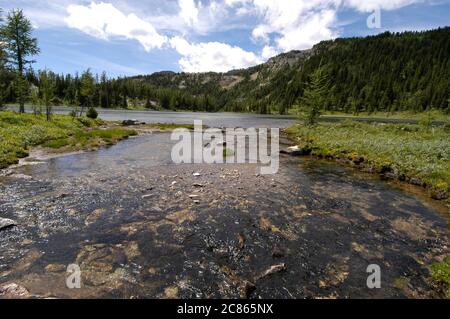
12 106 297 128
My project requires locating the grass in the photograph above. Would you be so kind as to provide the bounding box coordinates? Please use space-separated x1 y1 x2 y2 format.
289 109 450 123
288 109 450 123
0 111 136 168
42 128 138 151
431 257 450 298
285 121 450 201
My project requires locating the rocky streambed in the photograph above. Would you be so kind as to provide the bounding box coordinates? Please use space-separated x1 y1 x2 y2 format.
0 132 448 299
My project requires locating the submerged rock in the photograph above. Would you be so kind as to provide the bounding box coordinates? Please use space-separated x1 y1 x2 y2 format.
122 119 145 126
45 264 66 273
85 208 106 226
164 286 179 299
0 283 30 299
240 281 256 299
10 173 32 180
257 264 287 280
272 246 285 258
237 233 246 250
280 145 311 156
430 189 448 200
0 218 16 231
75 244 133 287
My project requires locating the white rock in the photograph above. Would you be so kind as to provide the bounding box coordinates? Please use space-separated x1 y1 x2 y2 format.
0 283 30 298
11 174 32 180
0 218 16 231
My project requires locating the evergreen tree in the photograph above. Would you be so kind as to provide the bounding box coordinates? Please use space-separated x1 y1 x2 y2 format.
39 70 55 121
79 69 95 116
298 66 328 125
0 9 39 112
0 10 6 109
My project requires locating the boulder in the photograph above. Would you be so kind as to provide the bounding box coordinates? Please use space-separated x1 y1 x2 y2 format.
430 189 448 200
122 119 145 126
0 283 30 298
239 281 256 299
257 263 287 280
280 145 311 156
0 218 16 231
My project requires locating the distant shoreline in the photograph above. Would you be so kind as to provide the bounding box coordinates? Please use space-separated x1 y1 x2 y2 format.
4 105 447 125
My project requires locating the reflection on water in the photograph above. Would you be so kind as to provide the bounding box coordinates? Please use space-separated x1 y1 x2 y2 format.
0 133 448 299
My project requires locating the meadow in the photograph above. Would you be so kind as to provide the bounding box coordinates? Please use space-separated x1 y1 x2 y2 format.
286 121 450 200
0 111 137 169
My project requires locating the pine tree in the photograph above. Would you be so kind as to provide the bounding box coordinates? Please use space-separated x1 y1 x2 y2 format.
0 9 6 110
0 9 39 113
39 70 56 121
79 69 95 116
298 66 328 125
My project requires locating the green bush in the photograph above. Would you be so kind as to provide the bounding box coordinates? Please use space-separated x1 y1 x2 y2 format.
86 107 98 119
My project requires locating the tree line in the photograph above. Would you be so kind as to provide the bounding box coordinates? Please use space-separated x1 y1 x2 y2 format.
1 7 449 117
0 8 215 118
241 28 450 114
137 28 450 115
291 29 450 114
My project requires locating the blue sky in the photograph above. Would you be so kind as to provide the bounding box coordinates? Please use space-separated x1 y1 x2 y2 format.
0 0 449 77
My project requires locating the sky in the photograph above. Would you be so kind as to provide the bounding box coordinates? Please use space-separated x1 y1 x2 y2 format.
0 0 449 77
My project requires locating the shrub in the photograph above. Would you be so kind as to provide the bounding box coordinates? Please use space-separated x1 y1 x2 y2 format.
86 107 98 119
431 257 450 298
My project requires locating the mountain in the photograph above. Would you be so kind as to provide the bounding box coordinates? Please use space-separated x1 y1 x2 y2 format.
4 27 447 114
128 27 449 114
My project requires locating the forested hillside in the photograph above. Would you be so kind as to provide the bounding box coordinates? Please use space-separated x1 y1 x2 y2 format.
1 27 449 114
136 27 450 114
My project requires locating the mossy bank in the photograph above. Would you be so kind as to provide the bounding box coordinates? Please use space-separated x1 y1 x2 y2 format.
285 121 450 202
0 111 137 169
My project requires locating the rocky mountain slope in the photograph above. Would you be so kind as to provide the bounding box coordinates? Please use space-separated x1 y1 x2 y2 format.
130 27 450 114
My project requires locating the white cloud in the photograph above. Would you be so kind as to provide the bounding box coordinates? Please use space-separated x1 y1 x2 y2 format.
12 0 430 73
178 0 200 26
261 45 279 60
65 2 167 51
275 9 338 51
176 0 239 35
170 36 263 72
247 1 340 51
227 0 424 52
344 0 422 12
